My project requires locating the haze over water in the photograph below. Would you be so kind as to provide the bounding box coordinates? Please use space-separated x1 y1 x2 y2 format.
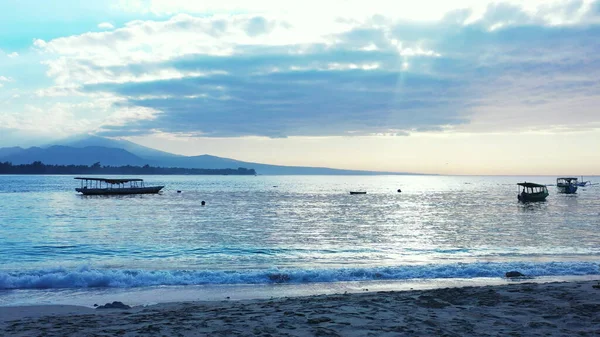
1 175 599 306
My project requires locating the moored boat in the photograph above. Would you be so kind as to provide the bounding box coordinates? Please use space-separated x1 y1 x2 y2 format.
577 176 592 187
75 177 164 195
349 191 367 195
556 177 578 194
517 182 548 202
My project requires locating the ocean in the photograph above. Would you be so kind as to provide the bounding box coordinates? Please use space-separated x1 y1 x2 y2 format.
1 174 599 307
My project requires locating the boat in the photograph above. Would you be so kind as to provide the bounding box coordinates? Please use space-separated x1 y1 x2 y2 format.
517 182 548 202
75 177 164 195
349 191 367 195
577 176 592 187
556 177 578 194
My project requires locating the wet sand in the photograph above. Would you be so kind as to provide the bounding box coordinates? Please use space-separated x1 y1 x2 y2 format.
2 280 600 336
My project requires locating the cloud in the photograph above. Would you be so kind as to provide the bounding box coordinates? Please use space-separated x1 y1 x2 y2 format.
121 0 600 24
0 80 159 141
98 22 115 29
0 75 12 87
7 52 18 58
31 1 600 137
0 127 57 147
89 69 468 137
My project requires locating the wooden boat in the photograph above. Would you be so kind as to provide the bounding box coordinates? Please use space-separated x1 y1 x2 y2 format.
517 182 548 202
556 177 578 194
349 191 367 195
75 177 164 195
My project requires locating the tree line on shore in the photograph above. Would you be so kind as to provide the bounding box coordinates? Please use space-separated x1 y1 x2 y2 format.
0 161 257 175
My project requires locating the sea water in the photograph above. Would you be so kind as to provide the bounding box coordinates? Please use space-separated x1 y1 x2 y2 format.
1 175 599 306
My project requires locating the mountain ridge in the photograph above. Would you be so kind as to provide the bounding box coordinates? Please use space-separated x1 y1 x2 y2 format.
0 136 420 175
1 145 150 167
46 135 182 159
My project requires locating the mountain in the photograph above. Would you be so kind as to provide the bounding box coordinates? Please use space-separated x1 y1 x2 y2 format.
0 146 23 158
0 145 150 166
167 155 399 175
48 135 181 160
1 135 416 175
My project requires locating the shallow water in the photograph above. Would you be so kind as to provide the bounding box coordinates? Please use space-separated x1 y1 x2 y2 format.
1 175 599 305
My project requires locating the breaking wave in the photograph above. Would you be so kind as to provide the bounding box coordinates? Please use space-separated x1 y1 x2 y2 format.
1 261 598 290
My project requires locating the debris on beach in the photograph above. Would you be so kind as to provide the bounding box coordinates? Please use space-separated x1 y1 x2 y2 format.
96 301 132 310
505 271 525 278
268 273 291 283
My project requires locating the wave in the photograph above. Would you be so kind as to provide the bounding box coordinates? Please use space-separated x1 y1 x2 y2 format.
1 261 598 290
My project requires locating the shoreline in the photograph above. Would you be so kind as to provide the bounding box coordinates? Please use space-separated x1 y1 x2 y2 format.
3 275 600 308
2 280 600 336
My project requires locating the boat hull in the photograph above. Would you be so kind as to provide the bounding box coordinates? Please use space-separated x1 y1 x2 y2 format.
518 192 548 202
76 186 164 195
556 184 578 194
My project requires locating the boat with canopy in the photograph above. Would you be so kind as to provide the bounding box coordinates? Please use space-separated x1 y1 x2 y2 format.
556 177 578 194
75 177 164 195
517 182 549 202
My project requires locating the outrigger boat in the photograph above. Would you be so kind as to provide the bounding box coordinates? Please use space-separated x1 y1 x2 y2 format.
75 177 164 195
517 182 548 202
577 176 593 187
556 177 578 194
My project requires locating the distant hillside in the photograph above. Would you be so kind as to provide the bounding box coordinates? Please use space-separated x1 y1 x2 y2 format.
170 155 400 175
1 146 150 167
0 147 23 158
1 135 419 175
47 135 181 160
0 161 256 175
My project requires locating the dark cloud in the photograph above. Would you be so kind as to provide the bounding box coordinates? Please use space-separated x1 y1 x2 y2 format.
89 60 470 137
75 4 600 137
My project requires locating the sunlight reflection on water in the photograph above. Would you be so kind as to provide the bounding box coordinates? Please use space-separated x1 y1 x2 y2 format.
1 175 599 272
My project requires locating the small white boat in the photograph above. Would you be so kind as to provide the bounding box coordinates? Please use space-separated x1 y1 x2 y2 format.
75 177 164 195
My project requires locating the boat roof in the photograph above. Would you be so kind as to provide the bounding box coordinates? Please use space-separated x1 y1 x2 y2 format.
74 177 144 183
517 182 546 188
557 177 578 180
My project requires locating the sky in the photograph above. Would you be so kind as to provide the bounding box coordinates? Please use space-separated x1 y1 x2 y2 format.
1 0 600 175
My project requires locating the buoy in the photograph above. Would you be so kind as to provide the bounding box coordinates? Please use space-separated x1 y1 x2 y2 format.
397 189 402 193
201 201 206 206
177 190 181 193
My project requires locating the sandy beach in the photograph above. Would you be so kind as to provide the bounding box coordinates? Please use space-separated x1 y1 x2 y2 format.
1 280 600 336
